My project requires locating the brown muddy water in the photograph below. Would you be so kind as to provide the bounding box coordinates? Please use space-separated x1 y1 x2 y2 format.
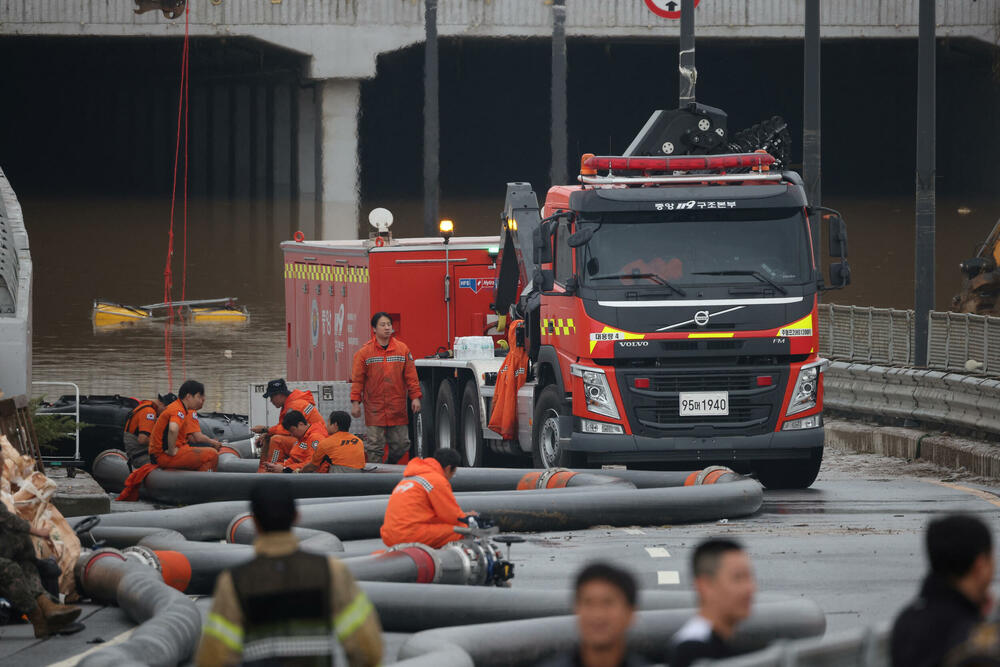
26 195 999 413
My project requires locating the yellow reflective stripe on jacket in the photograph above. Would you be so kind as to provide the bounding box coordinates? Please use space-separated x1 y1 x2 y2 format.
205 612 244 651
334 592 374 640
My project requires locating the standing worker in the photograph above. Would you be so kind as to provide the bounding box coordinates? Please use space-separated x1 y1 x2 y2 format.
381 449 477 549
252 379 327 472
197 479 382 666
261 410 327 473
350 312 421 463
122 392 175 469
149 380 221 472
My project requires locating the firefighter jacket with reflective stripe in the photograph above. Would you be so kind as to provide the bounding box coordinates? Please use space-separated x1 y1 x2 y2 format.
283 422 328 472
350 337 421 427
124 400 158 438
196 531 382 667
268 390 328 438
380 457 468 547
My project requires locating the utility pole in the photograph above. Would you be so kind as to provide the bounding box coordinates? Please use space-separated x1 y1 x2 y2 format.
914 0 936 366
803 0 821 265
549 0 568 188
423 0 440 237
679 0 696 106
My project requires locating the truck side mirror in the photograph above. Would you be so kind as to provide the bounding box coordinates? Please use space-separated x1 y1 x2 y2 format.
538 268 555 292
827 213 848 259
534 221 554 265
829 261 851 288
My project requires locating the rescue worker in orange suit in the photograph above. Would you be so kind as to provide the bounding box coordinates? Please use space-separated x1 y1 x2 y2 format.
381 449 477 549
488 320 527 440
301 411 366 474
123 392 175 469
252 379 327 473
350 312 421 464
149 380 221 472
263 410 327 473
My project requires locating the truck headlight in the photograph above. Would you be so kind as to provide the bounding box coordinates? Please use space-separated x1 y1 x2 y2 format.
786 359 829 416
571 364 620 420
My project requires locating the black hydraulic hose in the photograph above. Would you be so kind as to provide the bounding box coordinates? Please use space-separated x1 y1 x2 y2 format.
395 599 826 666
75 549 202 667
283 479 763 540
94 448 735 506
358 582 794 633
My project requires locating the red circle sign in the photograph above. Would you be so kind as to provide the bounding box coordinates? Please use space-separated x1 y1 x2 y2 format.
644 0 700 19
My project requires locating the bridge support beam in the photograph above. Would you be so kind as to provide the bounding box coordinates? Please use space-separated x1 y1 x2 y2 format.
319 79 361 240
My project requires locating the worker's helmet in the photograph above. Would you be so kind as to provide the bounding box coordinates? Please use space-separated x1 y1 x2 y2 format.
263 379 290 399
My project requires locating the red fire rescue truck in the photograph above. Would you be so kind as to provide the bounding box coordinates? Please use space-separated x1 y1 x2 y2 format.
282 105 850 488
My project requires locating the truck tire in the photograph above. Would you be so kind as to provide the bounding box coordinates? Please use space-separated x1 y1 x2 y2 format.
459 381 485 468
435 380 458 454
532 385 583 469
754 447 823 489
411 379 434 458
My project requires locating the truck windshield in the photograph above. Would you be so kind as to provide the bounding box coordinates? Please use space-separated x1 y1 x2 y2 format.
579 208 810 290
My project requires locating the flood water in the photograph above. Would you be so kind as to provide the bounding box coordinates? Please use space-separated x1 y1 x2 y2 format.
26 194 999 413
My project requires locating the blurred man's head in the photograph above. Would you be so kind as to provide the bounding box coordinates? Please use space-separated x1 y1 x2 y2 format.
371 312 394 342
692 538 756 633
927 514 994 608
281 410 309 439
433 448 462 480
154 392 176 414
263 379 291 408
250 479 297 533
574 563 637 654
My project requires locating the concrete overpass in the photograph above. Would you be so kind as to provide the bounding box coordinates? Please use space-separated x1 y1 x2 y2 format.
1 0 997 239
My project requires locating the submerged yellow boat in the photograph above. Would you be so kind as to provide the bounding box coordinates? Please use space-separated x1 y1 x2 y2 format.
93 301 152 326
92 297 248 327
188 305 249 323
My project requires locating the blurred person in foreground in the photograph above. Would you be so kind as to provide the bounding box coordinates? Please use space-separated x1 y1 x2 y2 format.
669 538 756 667
892 513 995 667
197 479 381 666
537 562 648 667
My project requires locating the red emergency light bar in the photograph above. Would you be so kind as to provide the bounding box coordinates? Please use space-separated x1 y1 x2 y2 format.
581 152 775 174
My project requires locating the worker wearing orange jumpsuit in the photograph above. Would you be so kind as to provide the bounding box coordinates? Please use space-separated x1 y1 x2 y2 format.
350 312 421 464
252 379 327 472
149 380 221 471
381 449 477 549
263 410 328 473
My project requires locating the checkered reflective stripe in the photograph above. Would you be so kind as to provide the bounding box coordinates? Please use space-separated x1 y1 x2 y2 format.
403 475 434 492
284 263 370 283
242 636 346 664
385 355 406 363
542 317 576 336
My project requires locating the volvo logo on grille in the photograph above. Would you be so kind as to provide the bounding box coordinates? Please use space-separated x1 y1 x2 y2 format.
694 310 711 326
618 341 649 347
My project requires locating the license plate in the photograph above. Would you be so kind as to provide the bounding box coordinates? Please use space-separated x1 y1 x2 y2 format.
679 391 729 416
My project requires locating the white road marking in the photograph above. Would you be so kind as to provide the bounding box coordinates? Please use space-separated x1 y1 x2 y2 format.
623 528 645 535
645 547 671 558
47 628 136 667
657 570 681 585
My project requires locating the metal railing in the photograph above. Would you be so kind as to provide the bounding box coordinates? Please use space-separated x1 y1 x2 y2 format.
819 304 1000 377
705 624 890 666
32 381 82 464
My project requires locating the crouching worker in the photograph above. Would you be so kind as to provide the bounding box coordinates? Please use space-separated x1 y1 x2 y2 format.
197 480 382 667
253 379 327 473
150 380 220 472
301 411 366 474
122 392 175 469
380 449 477 549
261 410 327 473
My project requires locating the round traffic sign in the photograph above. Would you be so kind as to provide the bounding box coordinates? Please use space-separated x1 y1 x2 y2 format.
644 0 700 20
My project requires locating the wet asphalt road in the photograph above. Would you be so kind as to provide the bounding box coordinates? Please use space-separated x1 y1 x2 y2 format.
4 444 1000 664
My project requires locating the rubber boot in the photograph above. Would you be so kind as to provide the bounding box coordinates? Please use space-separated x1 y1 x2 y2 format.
27 607 53 638
37 595 81 627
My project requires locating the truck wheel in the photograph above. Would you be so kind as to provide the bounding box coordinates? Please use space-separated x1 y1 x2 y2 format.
460 381 485 467
532 385 583 469
435 380 458 454
754 447 823 489
411 379 434 458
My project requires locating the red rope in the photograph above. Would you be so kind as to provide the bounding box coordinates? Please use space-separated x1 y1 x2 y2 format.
180 5 190 376
164 3 191 388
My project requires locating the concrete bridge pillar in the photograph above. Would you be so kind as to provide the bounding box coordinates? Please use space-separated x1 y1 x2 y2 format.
318 79 361 241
